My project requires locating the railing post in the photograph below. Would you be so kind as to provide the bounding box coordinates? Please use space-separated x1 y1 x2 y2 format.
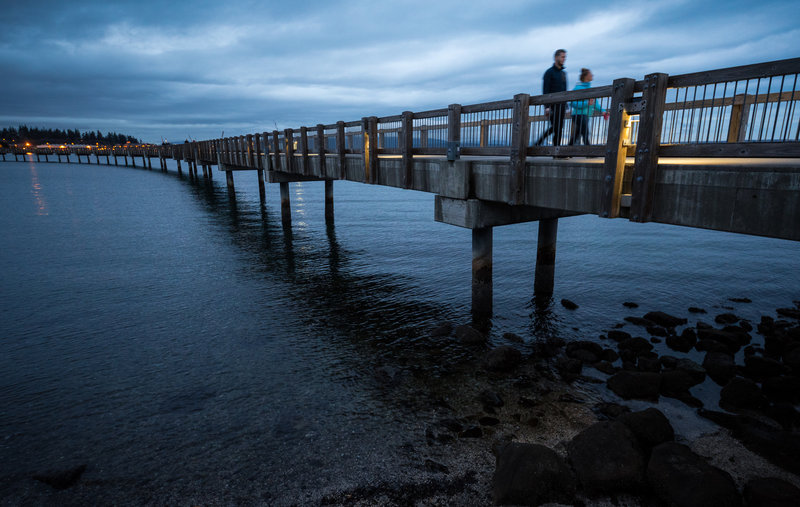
284 128 295 172
600 77 635 218
480 119 488 147
246 134 255 167
317 124 326 177
420 127 428 148
261 132 271 171
727 94 750 142
509 93 531 205
336 121 346 180
630 73 669 223
299 126 309 175
272 130 281 171
362 116 378 184
401 111 414 189
448 103 461 162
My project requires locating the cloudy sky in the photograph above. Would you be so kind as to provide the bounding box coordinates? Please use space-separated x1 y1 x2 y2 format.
1 0 798 143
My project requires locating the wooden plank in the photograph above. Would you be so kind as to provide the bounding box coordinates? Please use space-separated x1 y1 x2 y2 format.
336 121 346 179
412 147 448 156
668 57 800 88
529 85 614 105
246 134 255 168
284 129 294 173
448 103 461 161
362 117 378 183
272 130 281 171
461 99 515 114
601 78 635 218
529 145 606 157
460 147 509 157
412 108 449 119
316 124 326 175
401 111 413 189
509 93 530 205
658 141 800 157
630 73 669 222
299 126 309 175
378 114 403 122
254 133 262 169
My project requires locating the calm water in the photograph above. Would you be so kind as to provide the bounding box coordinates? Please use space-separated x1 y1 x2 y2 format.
1 157 799 503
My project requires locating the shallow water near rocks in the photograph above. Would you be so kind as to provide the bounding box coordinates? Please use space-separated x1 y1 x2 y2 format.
1 157 799 503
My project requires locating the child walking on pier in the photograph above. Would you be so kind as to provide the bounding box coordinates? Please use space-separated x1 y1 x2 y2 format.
568 68 609 146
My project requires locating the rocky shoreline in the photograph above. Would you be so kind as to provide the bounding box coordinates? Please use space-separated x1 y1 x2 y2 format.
19 300 800 505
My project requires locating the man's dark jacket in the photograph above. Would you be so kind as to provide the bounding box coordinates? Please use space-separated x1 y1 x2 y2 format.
542 64 567 95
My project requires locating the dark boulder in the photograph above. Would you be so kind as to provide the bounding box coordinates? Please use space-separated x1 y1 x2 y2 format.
660 355 679 369
593 402 630 419
601 348 619 362
761 376 800 404
777 307 800 320
618 408 675 452
743 477 800 507
644 311 687 329
455 324 484 344
556 356 583 382
561 299 579 310
783 346 800 370
647 325 668 337
646 443 741 507
637 356 661 373
593 360 617 375
567 421 646 494
703 352 737 385
729 297 752 303
715 312 740 325
661 369 701 396
607 371 661 401
430 322 454 337
667 328 697 352
720 377 768 411
492 442 576 506
503 332 524 343
479 390 504 408
743 355 788 380
624 316 652 327
675 358 707 383
424 459 449 474
618 337 654 354
484 346 522 372
33 464 87 490
623 302 639 308
688 307 707 314
696 339 732 353
607 330 632 342
459 425 483 438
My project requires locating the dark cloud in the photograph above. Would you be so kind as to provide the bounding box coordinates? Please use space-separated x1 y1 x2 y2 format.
1 0 798 142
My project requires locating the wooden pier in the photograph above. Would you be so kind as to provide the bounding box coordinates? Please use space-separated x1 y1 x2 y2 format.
2 58 799 318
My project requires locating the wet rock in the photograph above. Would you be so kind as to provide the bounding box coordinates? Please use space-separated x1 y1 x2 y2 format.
455 324 485 344
776 307 800 320
666 328 697 352
720 377 768 411
437 418 464 433
601 348 619 362
637 356 661 373
618 408 675 452
675 358 706 384
593 402 630 420
566 340 603 357
650 337 662 344
502 332 524 343
765 403 800 431
696 339 732 353
567 421 646 494
688 306 707 314
784 346 800 371
561 298 579 310
698 326 750 350
556 357 582 382
623 302 639 308
624 316 652 327
593 360 617 375
647 326 668 338
478 390 504 408
661 370 701 397
703 352 737 386
659 355 679 369
647 443 741 507
743 355 788 380
492 442 576 506
697 321 713 329
740 320 753 332
532 336 566 357
743 477 800 507
459 426 483 438
484 346 522 373
607 330 632 342
644 311 687 329
729 297 752 303
607 371 661 401
761 376 800 404
479 416 500 426
430 322 454 337
618 337 654 355
715 313 740 325
424 459 449 474
33 464 87 490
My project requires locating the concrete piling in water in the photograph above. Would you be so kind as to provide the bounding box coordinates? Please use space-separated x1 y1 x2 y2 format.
176 159 182 175
534 218 558 297
280 182 291 226
325 180 334 223
472 227 493 319
225 170 234 190
257 169 266 201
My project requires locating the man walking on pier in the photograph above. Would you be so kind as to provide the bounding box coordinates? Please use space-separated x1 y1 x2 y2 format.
534 49 568 149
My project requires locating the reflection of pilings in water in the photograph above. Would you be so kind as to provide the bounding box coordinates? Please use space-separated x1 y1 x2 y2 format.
280 182 291 226
326 221 340 277
283 226 295 276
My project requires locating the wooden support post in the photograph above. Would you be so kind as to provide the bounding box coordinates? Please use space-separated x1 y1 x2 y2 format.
131 151 137 167
480 119 488 147
600 78 635 218
261 132 272 171
96 154 100 165
325 179 334 223
472 227 493 319
509 93 531 205
727 94 750 142
56 153 61 163
534 218 558 296
176 158 182 175
272 130 281 171
246 134 255 168
378 132 385 149
284 129 295 172
316 124 326 177
336 121 346 179
280 181 291 226
630 73 669 223
362 116 378 184
226 169 235 190
299 127 309 176
448 103 461 160
401 111 414 189
421 127 428 148
36 153 41 162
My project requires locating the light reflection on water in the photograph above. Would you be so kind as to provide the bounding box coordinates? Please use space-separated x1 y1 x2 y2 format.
0 159 798 503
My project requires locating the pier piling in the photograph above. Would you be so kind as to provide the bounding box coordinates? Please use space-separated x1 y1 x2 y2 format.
280 182 291 226
534 218 558 296
325 180 334 223
472 227 493 318
225 170 235 190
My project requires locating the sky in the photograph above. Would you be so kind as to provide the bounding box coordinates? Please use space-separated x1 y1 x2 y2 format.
1 0 798 143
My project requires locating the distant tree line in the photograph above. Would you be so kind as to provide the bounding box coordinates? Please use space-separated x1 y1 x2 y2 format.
0 125 142 147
